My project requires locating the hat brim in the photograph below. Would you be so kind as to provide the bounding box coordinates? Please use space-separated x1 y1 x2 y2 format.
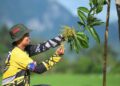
11 29 31 44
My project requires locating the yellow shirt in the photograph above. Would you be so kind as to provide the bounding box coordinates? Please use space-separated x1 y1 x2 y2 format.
3 47 33 83
2 35 64 85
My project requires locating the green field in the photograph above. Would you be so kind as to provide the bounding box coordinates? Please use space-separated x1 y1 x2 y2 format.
30 74 120 86
0 74 120 86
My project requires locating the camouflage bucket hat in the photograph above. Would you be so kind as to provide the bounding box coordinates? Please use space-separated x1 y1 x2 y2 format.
9 24 30 44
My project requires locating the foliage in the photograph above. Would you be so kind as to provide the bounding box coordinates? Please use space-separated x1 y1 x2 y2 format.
62 26 89 53
61 0 105 53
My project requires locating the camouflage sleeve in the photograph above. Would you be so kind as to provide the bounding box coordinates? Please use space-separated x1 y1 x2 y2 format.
27 62 47 74
25 35 64 56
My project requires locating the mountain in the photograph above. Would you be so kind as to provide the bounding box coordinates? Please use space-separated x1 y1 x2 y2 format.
0 0 78 39
0 0 119 49
0 0 120 59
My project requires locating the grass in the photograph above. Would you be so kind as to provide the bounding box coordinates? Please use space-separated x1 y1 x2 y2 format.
30 73 120 86
0 74 120 86
0 75 2 86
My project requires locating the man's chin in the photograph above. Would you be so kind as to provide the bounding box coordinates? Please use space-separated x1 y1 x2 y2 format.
25 43 30 47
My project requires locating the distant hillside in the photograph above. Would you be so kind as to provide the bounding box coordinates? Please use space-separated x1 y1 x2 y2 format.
0 0 119 46
0 0 78 39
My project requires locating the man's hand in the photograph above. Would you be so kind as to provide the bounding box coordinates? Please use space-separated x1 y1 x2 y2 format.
55 45 64 56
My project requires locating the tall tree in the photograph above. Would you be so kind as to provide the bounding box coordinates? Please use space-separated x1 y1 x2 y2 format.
103 0 111 86
115 0 120 40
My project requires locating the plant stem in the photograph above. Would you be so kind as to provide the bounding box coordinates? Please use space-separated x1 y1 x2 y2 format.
103 0 111 86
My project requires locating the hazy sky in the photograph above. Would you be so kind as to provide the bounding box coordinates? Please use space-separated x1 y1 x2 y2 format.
57 0 118 22
0 0 118 28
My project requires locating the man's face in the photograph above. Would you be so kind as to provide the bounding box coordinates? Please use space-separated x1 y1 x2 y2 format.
20 33 31 46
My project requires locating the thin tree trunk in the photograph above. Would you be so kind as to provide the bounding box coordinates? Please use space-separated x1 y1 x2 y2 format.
115 0 120 41
103 0 111 86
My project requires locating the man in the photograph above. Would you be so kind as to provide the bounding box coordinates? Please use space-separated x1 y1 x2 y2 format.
2 24 65 86
115 0 120 40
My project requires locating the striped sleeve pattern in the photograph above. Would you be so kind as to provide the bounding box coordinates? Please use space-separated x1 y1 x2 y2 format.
26 35 64 56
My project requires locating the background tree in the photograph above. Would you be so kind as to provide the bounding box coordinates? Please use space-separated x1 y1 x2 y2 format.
103 0 111 86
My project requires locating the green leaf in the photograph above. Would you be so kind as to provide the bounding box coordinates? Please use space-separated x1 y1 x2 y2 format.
87 15 96 24
77 21 85 26
96 5 103 14
75 36 81 53
81 41 89 48
76 32 89 48
76 32 87 41
90 21 104 26
92 0 98 6
77 36 89 48
73 38 80 53
77 7 89 13
99 0 106 5
89 0 93 7
77 10 87 24
87 16 102 26
86 26 100 43
103 0 108 4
